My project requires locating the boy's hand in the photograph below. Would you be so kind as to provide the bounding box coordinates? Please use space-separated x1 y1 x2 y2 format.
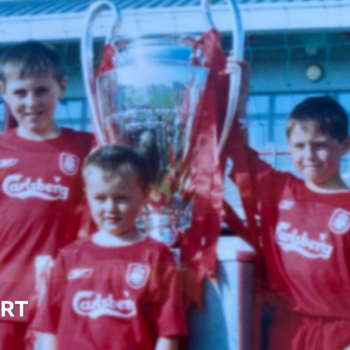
155 337 178 350
39 333 58 350
224 52 250 119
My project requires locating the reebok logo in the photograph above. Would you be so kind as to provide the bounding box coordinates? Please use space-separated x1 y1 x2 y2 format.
2 174 69 200
278 200 294 210
68 268 93 280
72 291 136 319
275 221 333 260
0 158 18 168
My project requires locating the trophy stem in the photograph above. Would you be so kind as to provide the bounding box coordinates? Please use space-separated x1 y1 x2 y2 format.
201 0 245 152
218 0 245 152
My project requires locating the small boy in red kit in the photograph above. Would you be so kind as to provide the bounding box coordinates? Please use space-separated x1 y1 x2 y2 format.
226 56 350 350
0 41 93 349
32 144 187 350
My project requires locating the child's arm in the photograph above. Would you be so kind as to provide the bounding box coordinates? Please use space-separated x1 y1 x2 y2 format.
31 253 67 340
39 332 58 350
155 336 178 350
150 249 187 346
224 55 291 247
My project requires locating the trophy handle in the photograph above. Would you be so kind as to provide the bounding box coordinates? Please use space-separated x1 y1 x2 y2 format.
201 0 245 152
81 1 121 145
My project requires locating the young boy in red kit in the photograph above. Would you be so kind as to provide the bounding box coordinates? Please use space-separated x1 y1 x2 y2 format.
32 144 187 350
0 41 93 348
227 57 350 350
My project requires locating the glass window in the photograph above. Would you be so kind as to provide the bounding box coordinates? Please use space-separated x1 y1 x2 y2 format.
0 103 7 131
338 93 350 118
275 153 297 174
54 102 66 121
54 99 86 130
66 101 83 120
247 95 270 115
85 122 93 132
273 118 288 148
0 102 5 124
58 121 82 131
341 155 350 186
274 94 297 115
274 93 323 114
338 93 350 110
248 119 269 151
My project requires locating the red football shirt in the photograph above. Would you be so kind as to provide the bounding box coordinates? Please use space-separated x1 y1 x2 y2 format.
0 128 93 320
230 145 350 319
32 237 187 350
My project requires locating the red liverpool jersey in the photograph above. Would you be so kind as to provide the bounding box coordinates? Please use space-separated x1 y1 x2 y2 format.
230 145 350 319
0 128 93 320
32 237 187 350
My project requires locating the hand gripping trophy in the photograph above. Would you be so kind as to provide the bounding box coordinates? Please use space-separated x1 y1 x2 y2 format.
81 0 244 302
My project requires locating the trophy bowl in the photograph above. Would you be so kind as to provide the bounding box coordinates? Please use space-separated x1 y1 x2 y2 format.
81 0 244 247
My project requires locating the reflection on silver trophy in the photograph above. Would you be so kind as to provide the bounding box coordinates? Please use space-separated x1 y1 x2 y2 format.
96 59 208 246
81 0 243 247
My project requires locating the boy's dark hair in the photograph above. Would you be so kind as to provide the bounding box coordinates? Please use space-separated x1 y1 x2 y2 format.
83 144 151 191
286 96 349 142
0 41 64 83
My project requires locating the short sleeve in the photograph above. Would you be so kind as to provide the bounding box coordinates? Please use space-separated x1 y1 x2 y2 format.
150 249 188 338
31 253 67 334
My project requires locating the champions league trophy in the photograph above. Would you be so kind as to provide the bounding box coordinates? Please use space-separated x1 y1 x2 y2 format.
81 0 244 249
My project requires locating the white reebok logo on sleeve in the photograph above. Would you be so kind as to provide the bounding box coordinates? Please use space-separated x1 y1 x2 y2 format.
278 200 294 210
0 158 18 168
68 268 93 280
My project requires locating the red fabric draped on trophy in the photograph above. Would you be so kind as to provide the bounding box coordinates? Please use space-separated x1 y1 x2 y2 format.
178 29 228 307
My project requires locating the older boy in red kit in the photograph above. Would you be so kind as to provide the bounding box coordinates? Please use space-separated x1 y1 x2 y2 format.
0 41 93 349
226 57 350 350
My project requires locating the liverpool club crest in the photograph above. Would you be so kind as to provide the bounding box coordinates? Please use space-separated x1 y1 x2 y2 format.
329 208 350 234
126 263 150 289
59 153 79 176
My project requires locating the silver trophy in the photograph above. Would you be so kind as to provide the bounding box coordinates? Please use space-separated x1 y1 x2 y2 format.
81 0 244 246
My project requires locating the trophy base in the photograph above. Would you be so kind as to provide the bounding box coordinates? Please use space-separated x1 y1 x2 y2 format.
140 203 192 247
